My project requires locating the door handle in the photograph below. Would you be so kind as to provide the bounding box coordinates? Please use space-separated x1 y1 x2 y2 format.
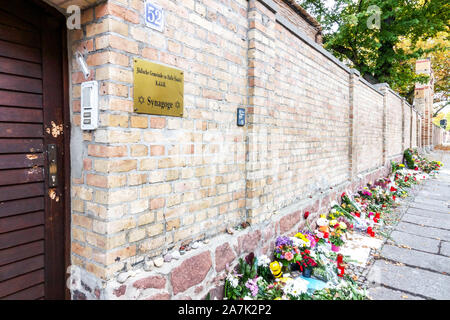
47 144 58 187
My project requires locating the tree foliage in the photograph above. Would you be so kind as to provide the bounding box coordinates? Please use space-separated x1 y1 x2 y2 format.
433 111 450 131
297 0 449 102
397 31 449 102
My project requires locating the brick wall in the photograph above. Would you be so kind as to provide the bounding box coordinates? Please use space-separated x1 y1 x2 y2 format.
245 0 350 226
415 59 434 149
68 0 251 287
55 0 431 299
355 80 384 173
403 102 411 149
386 90 404 159
411 109 418 148
273 0 322 43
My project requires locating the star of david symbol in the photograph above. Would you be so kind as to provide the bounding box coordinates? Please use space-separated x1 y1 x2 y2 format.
138 96 144 104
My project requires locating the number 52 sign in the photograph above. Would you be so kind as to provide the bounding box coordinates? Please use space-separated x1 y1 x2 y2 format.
145 1 164 32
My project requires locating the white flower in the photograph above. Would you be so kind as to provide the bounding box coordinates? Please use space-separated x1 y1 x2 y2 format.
316 217 329 226
283 278 309 297
243 295 253 300
226 273 239 288
257 255 271 267
291 236 310 248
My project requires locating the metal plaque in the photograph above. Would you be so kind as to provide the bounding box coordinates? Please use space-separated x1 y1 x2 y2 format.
133 58 184 117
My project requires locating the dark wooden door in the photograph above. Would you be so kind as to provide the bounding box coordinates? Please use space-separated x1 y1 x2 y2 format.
0 0 69 300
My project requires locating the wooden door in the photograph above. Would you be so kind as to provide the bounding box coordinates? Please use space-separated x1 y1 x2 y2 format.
0 0 69 300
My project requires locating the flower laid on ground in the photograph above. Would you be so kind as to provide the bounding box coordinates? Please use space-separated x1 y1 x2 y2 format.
312 279 367 300
404 148 443 173
283 277 309 299
223 148 442 300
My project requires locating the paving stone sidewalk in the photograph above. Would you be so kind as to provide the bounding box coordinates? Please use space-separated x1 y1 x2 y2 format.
367 151 450 300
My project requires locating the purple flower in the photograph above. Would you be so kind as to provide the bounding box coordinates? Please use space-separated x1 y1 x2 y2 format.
362 190 372 197
245 278 259 297
275 236 293 247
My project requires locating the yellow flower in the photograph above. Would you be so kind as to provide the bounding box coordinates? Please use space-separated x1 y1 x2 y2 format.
329 219 338 226
295 232 308 242
399 164 405 167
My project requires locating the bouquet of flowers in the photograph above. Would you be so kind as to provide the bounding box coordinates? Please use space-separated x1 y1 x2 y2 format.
293 232 313 248
328 214 348 234
283 277 310 300
273 236 301 267
314 215 330 246
404 148 416 169
329 234 344 248
224 253 273 300
391 161 405 173
296 249 318 272
404 148 443 174
311 279 367 300
340 192 362 214
358 187 373 200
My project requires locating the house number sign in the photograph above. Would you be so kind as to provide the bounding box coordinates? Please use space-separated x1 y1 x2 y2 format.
145 1 164 32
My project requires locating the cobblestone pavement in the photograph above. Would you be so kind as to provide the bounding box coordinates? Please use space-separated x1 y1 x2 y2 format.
365 151 450 300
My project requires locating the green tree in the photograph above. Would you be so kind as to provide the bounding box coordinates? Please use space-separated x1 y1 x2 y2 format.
397 31 449 105
298 0 449 102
